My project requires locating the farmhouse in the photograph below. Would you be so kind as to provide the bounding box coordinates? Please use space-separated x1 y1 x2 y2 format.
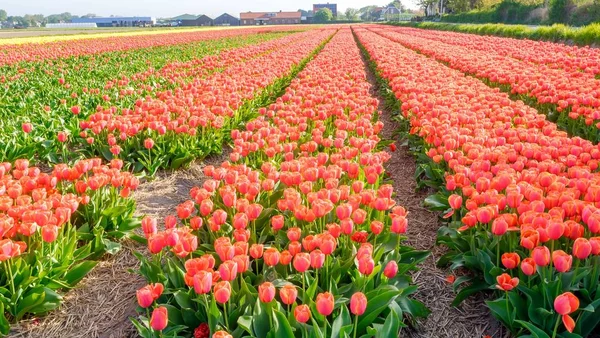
239 11 302 25
179 15 214 26
213 13 240 26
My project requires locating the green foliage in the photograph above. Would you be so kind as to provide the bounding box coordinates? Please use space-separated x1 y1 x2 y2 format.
388 21 600 46
549 0 571 23
345 8 360 20
314 8 334 22
0 9 7 22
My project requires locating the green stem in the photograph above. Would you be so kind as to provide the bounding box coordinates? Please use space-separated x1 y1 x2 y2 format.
396 234 401 261
223 302 229 330
496 241 500 268
551 314 561 338
353 314 359 338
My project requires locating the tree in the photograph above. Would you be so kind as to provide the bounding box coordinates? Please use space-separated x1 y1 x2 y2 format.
0 9 7 22
82 13 98 18
345 8 360 20
359 5 379 21
47 12 73 24
337 11 347 20
314 8 333 22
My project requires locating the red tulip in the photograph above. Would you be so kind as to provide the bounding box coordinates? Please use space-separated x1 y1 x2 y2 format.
448 194 463 209
383 261 398 279
258 282 276 303
150 306 168 331
552 250 573 273
22 123 33 133
573 238 592 260
214 281 231 304
532 246 550 267
144 138 155 150
316 292 334 316
293 252 311 273
294 304 311 323
218 260 238 282
520 258 536 276
193 271 213 295
279 284 297 305
350 292 367 316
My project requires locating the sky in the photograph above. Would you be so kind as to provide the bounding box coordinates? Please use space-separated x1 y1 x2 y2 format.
1 0 419 19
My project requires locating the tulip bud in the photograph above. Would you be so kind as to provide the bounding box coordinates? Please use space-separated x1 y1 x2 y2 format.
350 292 367 316
279 284 297 305
150 306 168 331
316 292 335 316
383 261 398 279
293 252 311 273
258 282 276 303
520 258 536 276
213 281 231 304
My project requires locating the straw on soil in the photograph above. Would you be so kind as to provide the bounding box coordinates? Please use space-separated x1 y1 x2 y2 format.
9 151 230 338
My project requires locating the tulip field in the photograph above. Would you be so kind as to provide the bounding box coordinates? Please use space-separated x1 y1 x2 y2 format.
3 23 600 338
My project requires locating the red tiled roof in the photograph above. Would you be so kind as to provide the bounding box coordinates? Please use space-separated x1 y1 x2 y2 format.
240 11 301 20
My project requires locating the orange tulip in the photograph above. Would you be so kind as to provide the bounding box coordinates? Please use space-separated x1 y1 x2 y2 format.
279 284 297 305
496 273 519 291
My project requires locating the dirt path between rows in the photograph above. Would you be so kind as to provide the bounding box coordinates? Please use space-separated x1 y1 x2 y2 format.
360 44 507 338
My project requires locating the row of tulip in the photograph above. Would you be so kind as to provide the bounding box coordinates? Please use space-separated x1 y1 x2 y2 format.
0 27 304 67
0 158 139 334
132 28 429 338
368 26 600 143
354 25 600 338
77 28 335 174
0 28 338 333
392 26 600 76
0 29 296 165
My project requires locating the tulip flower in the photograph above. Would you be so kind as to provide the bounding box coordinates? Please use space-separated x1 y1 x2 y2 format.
316 292 335 316
501 253 521 270
294 304 311 323
279 284 297 305
554 292 579 333
573 238 592 260
213 331 233 338
532 246 551 267
258 282 276 303
293 252 311 273
213 281 231 304
496 273 519 291
277 250 291 267
350 292 367 316
520 258 536 276
263 247 280 267
21 123 33 134
150 306 168 331
218 260 238 282
193 271 213 295
552 250 573 273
